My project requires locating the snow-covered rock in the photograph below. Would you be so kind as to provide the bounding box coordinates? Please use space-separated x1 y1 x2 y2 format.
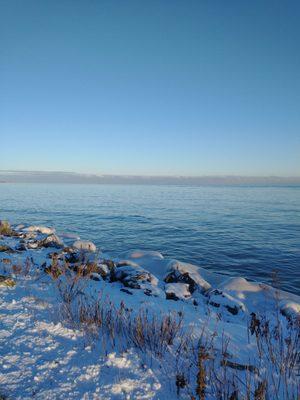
27 241 39 249
208 289 246 315
116 259 140 268
73 240 97 252
39 234 63 248
279 300 300 319
21 232 37 240
0 244 15 253
95 263 110 279
217 277 300 316
113 265 158 289
23 225 56 235
89 272 102 281
165 283 191 301
15 242 27 251
164 260 211 293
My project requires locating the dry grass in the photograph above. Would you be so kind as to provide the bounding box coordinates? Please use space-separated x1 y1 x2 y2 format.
8 257 299 399
0 220 12 236
57 272 184 357
50 261 300 399
178 313 300 400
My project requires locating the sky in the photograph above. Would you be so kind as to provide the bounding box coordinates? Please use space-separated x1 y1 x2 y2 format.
1 0 300 176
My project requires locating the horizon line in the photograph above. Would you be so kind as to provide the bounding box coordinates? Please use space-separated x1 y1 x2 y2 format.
1 170 300 179
1 170 300 186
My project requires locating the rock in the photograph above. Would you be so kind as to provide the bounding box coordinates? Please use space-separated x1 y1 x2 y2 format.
39 234 63 249
21 232 37 240
73 240 97 252
165 283 191 301
208 289 246 315
71 249 96 260
65 251 83 264
68 261 105 278
26 241 39 250
81 262 109 278
0 245 15 253
220 359 258 374
24 225 55 235
164 261 211 294
279 300 300 319
0 275 16 287
90 273 102 281
113 265 158 289
15 243 27 251
116 260 139 268
95 263 109 279
120 288 133 295
124 272 155 289
102 259 116 270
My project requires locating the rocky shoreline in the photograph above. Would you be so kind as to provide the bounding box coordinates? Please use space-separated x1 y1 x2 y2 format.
1 219 299 399
1 219 299 319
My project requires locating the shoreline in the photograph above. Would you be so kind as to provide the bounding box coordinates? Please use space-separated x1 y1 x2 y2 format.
0 220 299 399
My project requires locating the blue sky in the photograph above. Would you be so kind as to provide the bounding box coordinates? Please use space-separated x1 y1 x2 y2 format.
1 0 299 176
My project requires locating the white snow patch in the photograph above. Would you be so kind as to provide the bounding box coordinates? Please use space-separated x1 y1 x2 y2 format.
34 321 81 339
106 353 132 369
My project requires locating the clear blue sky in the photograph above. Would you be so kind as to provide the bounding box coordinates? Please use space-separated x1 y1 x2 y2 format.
1 0 299 176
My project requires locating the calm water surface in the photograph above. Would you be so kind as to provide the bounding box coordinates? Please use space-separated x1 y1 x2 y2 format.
0 183 299 295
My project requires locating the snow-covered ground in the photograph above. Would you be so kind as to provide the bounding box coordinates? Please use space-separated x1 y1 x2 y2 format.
0 222 299 399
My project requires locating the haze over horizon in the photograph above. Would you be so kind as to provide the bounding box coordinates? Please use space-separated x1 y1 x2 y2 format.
1 1 300 176
1 170 300 185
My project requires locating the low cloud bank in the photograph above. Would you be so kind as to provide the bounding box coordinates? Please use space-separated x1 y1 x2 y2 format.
0 170 299 185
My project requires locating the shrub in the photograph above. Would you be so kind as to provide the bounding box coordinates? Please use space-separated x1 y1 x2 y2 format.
0 221 12 236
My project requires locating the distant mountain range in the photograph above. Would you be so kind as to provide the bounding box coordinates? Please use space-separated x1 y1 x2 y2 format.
0 170 299 185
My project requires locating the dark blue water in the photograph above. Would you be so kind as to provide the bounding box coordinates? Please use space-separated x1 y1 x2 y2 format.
0 183 299 295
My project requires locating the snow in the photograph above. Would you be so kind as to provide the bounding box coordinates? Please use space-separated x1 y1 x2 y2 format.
0 222 299 399
0 280 163 399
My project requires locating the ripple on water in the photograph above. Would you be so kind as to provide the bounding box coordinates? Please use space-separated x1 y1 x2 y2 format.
0 183 299 295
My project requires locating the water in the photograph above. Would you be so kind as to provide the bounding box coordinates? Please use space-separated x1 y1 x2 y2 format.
0 183 299 295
